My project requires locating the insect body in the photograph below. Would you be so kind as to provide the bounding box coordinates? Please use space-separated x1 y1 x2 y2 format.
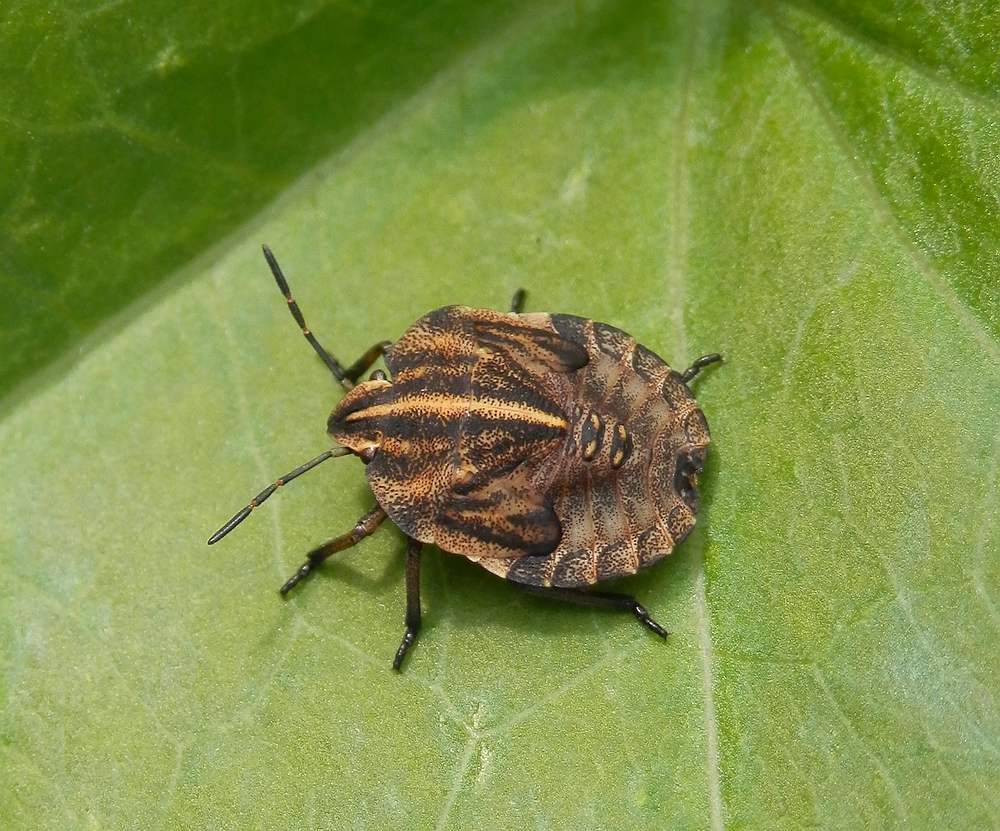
209 246 721 670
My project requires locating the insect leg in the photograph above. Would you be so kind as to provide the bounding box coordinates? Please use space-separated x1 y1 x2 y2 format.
279 504 388 595
341 340 394 385
392 537 423 670
262 245 392 391
680 353 723 384
510 289 526 314
518 585 669 638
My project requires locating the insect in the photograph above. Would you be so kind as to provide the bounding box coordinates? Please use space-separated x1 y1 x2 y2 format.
209 245 721 670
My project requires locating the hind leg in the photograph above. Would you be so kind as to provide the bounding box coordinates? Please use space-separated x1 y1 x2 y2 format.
517 584 668 638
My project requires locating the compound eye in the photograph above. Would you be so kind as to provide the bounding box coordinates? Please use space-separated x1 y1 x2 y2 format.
359 446 378 464
370 369 387 381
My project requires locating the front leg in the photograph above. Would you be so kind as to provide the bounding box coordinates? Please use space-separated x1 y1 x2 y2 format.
342 340 393 386
279 504 387 595
392 537 423 670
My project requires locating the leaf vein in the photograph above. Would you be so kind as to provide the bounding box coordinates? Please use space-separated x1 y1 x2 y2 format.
765 3 1000 369
812 666 910 824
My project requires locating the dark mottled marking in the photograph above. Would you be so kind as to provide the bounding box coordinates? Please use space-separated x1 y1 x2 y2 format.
591 321 632 359
683 408 711 445
687 445 706 472
636 525 672 567
631 342 665 381
664 503 694 546
609 423 633 469
506 553 549 584
474 319 588 372
595 540 634 580
647 432 683 510
580 412 604 461
673 451 700 509
564 402 583 456
660 371 690 409
549 313 588 346
440 497 560 557
551 548 593 587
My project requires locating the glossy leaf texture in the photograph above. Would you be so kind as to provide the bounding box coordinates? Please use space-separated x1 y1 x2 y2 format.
0 0 537 395
2 0 998 828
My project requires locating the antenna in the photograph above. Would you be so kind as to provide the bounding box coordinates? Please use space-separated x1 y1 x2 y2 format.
207 447 350 544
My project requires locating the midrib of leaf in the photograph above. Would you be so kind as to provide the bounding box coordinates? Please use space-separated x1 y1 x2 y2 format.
664 1 725 828
208 1 715 826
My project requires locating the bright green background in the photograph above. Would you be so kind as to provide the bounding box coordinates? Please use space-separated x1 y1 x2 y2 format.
2 0 999 828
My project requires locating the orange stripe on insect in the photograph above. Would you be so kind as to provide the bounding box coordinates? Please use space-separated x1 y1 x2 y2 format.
344 395 568 430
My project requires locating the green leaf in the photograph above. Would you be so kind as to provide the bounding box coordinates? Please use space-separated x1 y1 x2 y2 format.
3 0 998 828
0 0 539 396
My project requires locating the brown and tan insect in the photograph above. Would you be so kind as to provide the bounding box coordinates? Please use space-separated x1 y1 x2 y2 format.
209 246 721 669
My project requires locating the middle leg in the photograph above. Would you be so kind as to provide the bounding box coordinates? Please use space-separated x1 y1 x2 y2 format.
392 537 423 670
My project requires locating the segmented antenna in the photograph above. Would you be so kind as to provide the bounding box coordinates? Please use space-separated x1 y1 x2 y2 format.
262 244 352 386
207 448 349 544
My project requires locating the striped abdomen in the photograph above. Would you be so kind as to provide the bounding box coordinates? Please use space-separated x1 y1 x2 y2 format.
479 314 710 588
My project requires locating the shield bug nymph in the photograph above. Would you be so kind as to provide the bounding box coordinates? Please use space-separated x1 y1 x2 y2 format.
209 245 721 670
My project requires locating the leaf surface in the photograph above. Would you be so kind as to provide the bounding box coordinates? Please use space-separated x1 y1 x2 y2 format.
2 0 998 828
